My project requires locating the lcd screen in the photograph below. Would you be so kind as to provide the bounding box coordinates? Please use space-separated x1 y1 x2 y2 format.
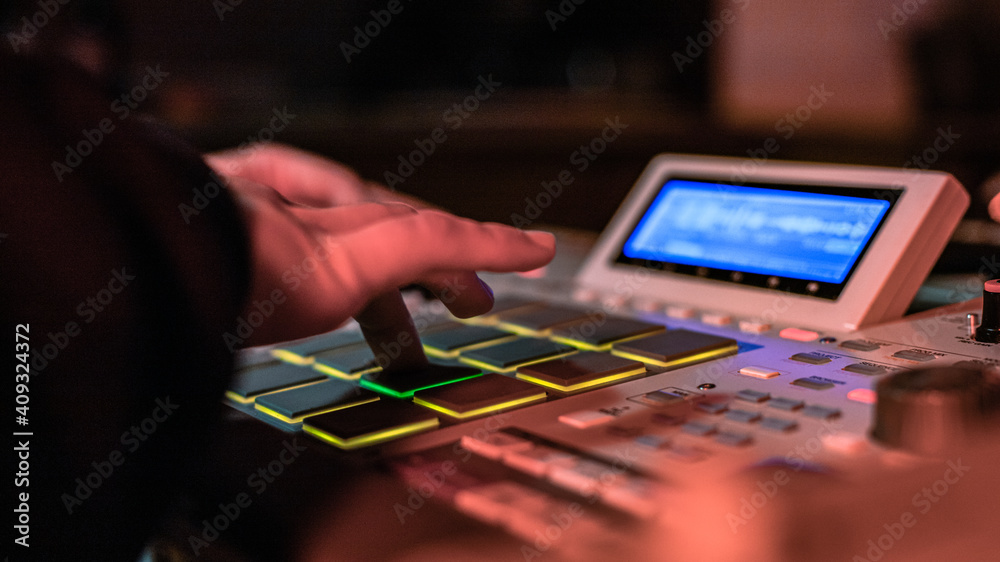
616 178 900 299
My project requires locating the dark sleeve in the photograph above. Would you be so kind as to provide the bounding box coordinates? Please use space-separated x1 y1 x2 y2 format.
1 52 251 561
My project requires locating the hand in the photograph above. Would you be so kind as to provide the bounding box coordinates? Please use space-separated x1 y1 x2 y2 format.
210 154 555 371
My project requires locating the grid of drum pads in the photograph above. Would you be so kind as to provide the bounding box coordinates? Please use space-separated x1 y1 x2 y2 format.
225 299 740 450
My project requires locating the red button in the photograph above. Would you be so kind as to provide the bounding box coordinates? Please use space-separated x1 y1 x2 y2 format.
779 327 820 342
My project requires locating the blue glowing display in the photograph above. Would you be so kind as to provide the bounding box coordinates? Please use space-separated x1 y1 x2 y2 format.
622 179 891 284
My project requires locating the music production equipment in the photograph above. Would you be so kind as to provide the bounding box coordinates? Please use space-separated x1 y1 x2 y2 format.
228 154 998 559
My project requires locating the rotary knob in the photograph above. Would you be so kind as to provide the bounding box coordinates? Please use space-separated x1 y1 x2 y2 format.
974 279 1000 343
871 365 1000 455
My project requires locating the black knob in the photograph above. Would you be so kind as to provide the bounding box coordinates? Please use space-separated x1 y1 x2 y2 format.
871 365 1000 455
974 279 1000 343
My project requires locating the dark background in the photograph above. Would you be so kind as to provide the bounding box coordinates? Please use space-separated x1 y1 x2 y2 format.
4 0 1000 233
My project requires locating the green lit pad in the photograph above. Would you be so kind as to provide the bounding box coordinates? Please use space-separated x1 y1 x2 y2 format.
270 330 366 365
254 379 380 423
302 400 439 450
421 323 518 358
497 305 593 335
516 352 646 393
550 317 667 351
360 364 484 398
611 329 738 369
413 373 547 419
459 338 576 373
312 345 380 380
225 363 327 404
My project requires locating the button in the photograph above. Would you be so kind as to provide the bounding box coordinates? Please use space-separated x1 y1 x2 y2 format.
548 459 622 496
516 352 646 393
666 306 696 319
460 432 535 460
802 405 841 420
840 339 881 352
472 298 543 323
254 379 380 423
311 345 381 380
360 364 484 399
497 305 594 336
302 400 439 450
612 329 738 369
791 377 837 390
769 397 805 411
271 330 367 365
735 389 770 403
665 443 710 463
715 431 753 447
226 363 327 403
681 421 716 436
412 373 547 420
420 323 517 358
460 338 576 372
789 352 832 365
635 434 670 449
847 388 877 404
738 320 771 334
559 410 615 429
549 317 666 351
701 312 732 326
760 417 798 432
891 349 936 362
779 328 820 342
696 402 728 415
739 365 781 379
725 409 762 423
636 389 688 406
502 445 577 477
843 363 889 376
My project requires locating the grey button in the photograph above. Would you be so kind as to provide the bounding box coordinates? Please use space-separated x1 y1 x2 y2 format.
715 431 753 447
790 352 832 365
696 402 728 415
735 389 770 403
843 363 889 376
760 417 798 432
802 405 841 420
839 339 881 352
892 349 935 362
769 397 805 411
724 409 762 423
792 377 836 390
681 421 716 436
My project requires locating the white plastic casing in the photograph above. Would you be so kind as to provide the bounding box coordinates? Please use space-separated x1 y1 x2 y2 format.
576 154 970 332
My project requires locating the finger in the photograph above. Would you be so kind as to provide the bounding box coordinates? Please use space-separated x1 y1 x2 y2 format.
206 145 369 208
990 192 1000 223
354 290 428 373
420 271 495 319
332 211 555 299
291 201 417 236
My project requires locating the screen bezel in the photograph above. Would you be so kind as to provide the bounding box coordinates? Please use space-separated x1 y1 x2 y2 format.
574 154 968 331
612 177 903 300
